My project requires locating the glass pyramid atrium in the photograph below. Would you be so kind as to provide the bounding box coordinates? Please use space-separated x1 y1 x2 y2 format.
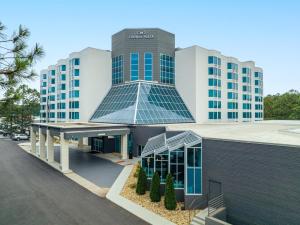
89 81 194 125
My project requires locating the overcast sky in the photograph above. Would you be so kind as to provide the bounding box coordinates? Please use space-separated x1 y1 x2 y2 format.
1 0 300 96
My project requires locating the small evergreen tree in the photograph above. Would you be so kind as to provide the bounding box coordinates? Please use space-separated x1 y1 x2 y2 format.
134 162 141 178
136 167 147 195
164 173 177 210
150 172 161 202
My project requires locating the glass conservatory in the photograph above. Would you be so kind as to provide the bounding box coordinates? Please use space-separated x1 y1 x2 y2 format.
89 81 194 125
141 131 202 194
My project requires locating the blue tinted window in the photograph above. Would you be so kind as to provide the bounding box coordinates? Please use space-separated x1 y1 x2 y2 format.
208 56 221 65
228 112 238 119
112 55 124 84
208 78 221 87
74 69 80 76
51 70 55 75
160 54 175 84
61 65 66 71
187 147 202 194
74 58 80 66
74 90 79 97
69 101 80 109
61 74 66 81
208 101 221 108
144 52 152 81
130 53 139 81
208 89 221 98
74 80 80 87
243 112 252 119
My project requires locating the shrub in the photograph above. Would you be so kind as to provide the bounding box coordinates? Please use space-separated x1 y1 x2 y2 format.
164 173 177 210
136 167 147 195
150 172 161 202
134 162 141 178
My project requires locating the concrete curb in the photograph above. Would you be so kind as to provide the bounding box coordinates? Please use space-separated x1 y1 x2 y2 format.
107 165 176 225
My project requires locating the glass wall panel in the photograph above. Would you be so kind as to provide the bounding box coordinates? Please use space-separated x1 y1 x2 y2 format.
187 148 194 167
195 168 202 193
187 168 194 193
186 146 202 194
155 151 168 183
142 154 154 178
170 148 184 188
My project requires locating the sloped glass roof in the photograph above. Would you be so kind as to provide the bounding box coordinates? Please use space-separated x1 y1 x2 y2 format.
141 130 202 157
90 81 194 125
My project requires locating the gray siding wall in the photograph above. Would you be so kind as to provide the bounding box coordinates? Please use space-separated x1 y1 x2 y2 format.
202 139 300 225
112 28 175 83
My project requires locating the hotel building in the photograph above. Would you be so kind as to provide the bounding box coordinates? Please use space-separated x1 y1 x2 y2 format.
40 47 111 123
31 29 300 225
40 29 263 125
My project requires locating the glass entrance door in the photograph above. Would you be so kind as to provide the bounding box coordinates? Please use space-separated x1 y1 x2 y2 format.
93 138 103 152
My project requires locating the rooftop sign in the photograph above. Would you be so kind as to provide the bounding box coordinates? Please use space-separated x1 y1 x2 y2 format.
128 31 154 39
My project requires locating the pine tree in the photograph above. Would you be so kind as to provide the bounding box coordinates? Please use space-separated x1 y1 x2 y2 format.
164 173 177 210
150 171 161 202
136 167 147 195
0 21 44 89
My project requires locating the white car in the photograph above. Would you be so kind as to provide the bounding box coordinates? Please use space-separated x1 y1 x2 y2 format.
12 134 29 141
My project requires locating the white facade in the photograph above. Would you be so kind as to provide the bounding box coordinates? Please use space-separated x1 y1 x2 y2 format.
40 47 111 123
175 45 263 123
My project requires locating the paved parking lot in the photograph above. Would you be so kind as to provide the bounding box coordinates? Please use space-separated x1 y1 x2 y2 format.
0 138 148 225
53 147 124 187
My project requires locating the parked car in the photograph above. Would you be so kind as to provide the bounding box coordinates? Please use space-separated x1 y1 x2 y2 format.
11 133 29 141
2 131 9 137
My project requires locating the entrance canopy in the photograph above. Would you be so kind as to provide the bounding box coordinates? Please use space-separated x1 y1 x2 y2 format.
30 122 131 174
31 122 130 139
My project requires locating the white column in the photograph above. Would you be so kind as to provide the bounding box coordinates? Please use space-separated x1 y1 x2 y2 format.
60 132 69 173
39 128 46 159
78 137 84 148
83 137 89 145
46 129 54 163
121 134 128 160
30 127 36 154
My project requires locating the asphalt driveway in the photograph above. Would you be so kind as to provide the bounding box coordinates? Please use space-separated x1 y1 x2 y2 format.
0 139 148 225
54 147 123 187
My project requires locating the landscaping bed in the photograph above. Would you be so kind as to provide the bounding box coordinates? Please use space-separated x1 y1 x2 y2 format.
121 164 200 225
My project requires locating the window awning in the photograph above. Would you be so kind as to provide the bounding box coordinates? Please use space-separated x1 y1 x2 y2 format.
141 130 202 157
